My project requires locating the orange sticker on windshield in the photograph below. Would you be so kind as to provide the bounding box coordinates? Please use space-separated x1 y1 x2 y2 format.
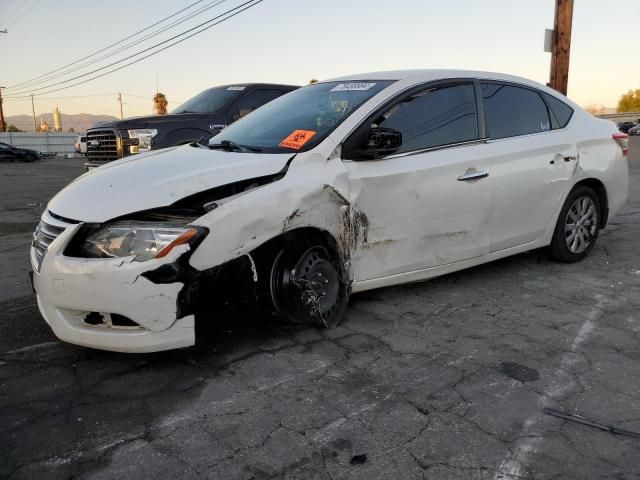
279 130 316 150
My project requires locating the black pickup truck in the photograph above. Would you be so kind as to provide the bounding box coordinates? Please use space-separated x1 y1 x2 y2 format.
83 83 298 168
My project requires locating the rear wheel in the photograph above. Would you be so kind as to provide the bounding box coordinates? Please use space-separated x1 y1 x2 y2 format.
548 186 601 263
270 245 348 327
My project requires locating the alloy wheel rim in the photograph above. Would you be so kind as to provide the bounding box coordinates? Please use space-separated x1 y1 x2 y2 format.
564 196 597 254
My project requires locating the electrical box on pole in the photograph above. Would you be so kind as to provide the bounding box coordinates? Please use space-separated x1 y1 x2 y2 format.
548 0 574 96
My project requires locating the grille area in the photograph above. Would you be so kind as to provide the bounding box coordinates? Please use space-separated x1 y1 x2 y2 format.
85 128 121 162
31 211 75 272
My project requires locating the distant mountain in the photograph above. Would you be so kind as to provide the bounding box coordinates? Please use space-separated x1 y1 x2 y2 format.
5 113 119 133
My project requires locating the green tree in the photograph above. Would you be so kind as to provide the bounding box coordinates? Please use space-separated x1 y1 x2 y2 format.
617 89 640 112
7 124 23 132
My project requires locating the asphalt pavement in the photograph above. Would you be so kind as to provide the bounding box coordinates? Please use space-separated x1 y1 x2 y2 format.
1 142 639 479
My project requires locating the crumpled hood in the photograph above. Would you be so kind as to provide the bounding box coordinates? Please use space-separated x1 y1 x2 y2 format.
48 145 293 222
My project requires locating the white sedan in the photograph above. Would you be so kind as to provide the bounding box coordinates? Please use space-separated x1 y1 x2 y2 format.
31 70 629 352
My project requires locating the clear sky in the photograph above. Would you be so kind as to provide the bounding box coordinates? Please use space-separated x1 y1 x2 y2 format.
0 0 637 123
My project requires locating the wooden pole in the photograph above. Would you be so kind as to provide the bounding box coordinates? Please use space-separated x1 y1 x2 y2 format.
549 0 574 95
0 87 6 132
117 92 124 119
31 94 37 131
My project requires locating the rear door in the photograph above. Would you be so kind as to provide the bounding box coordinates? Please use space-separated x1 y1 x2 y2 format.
343 81 494 281
480 82 577 251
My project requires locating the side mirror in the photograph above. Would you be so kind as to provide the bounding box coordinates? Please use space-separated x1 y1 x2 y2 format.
364 127 402 158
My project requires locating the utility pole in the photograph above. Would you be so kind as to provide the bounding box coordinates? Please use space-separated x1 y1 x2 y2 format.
31 94 37 131
117 92 124 119
549 0 574 95
0 87 6 132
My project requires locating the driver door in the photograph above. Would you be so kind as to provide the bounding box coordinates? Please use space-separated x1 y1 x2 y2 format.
342 81 494 281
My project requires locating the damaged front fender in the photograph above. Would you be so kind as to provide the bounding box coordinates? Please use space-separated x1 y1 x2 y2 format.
188 150 365 284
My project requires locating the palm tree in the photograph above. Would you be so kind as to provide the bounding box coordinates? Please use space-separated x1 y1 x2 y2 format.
153 92 168 115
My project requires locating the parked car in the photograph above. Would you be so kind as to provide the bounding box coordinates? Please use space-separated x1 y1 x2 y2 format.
83 83 298 169
617 121 637 133
628 124 640 136
31 70 629 353
74 135 87 154
0 142 41 162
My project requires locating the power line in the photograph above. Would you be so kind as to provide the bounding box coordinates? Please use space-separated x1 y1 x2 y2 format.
4 93 118 101
1 0 40 27
6 0 209 90
9 0 229 91
5 0 262 98
7 0 40 27
4 0 264 98
0 1 25 25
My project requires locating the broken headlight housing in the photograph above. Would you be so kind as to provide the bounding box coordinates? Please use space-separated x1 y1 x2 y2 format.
79 222 205 262
127 129 157 153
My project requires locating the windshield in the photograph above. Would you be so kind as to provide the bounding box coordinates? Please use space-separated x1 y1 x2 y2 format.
172 86 245 114
210 80 394 153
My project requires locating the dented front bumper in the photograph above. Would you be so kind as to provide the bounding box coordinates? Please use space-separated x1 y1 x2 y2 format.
32 223 195 353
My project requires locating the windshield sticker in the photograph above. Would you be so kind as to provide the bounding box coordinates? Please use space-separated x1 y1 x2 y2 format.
227 86 246 91
279 130 316 150
330 82 376 92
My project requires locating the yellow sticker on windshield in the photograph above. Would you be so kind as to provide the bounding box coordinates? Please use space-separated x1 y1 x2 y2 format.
279 130 316 150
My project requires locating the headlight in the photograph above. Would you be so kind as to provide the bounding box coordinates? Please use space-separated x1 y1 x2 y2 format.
81 222 203 262
127 129 158 153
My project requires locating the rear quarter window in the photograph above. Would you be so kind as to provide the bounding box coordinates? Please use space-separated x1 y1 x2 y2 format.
543 93 574 129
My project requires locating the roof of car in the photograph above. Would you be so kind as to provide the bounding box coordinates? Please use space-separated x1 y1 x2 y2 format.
323 69 580 107
325 69 547 90
213 83 299 89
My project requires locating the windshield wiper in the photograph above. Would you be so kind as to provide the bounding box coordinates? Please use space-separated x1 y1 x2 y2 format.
208 140 262 153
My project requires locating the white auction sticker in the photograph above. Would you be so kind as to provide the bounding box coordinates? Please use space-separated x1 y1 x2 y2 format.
330 82 376 92
227 86 246 91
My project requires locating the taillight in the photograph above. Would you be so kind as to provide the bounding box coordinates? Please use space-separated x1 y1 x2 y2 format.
612 133 629 157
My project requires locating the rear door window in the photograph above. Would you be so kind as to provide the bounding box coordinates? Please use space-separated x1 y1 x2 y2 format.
481 83 551 139
373 83 478 154
543 93 574 129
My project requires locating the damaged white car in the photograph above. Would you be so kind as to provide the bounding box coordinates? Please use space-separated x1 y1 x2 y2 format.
31 70 629 353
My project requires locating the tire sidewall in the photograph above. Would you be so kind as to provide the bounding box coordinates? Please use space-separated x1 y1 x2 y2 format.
551 186 601 262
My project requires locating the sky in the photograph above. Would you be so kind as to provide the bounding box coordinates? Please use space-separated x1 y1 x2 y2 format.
0 0 637 127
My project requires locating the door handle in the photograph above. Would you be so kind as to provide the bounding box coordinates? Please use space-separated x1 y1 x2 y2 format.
457 171 489 181
564 155 578 162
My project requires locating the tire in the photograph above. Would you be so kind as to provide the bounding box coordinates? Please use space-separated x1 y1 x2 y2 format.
270 244 348 327
548 186 601 263
23 153 36 162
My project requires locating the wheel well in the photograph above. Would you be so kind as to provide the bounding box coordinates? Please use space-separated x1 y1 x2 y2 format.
253 227 345 274
574 178 609 227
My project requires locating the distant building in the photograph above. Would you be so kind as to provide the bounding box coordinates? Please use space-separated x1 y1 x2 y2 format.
53 107 62 132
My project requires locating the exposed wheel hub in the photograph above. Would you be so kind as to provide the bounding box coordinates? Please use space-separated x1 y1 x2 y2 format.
270 246 343 327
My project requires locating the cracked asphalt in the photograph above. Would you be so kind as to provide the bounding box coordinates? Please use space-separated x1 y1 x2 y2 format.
1 142 639 479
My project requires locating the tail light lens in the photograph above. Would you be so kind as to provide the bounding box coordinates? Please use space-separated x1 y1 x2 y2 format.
612 133 629 156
